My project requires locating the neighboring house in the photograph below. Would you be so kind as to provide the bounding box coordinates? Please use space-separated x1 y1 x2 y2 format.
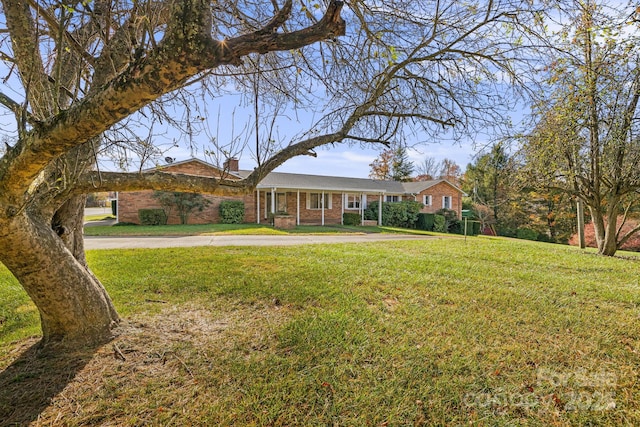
117 158 464 225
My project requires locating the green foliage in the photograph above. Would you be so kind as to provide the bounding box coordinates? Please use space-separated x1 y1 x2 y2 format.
153 191 211 225
364 200 422 228
516 228 539 241
138 209 167 226
436 208 461 233
416 213 435 231
369 146 415 181
219 200 245 224
498 227 516 237
342 212 361 226
391 146 415 182
434 214 446 232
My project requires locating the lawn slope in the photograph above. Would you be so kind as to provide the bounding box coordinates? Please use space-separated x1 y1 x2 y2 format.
1 237 639 425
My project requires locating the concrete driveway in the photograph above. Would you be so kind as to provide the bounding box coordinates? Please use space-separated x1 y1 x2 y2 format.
84 233 440 250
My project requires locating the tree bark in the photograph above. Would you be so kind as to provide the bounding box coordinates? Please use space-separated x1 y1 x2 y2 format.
0 210 119 347
588 205 620 256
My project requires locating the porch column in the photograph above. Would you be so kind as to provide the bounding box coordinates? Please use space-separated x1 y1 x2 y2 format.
378 193 383 226
256 190 260 224
361 193 364 223
297 190 300 225
341 193 345 225
271 188 276 214
321 191 325 226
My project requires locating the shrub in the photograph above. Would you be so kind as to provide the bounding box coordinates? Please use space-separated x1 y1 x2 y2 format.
417 213 435 231
153 191 211 224
435 208 461 234
516 228 539 241
498 227 516 237
343 212 361 226
219 200 245 224
536 233 550 243
364 200 423 228
434 215 447 232
138 209 167 226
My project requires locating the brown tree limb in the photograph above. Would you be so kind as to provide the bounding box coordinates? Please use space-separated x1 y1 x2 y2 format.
70 170 248 196
0 0 345 202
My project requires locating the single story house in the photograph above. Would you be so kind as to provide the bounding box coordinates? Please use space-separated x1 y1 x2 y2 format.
116 158 465 226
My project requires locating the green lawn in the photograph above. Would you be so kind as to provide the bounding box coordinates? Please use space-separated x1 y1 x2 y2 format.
84 214 116 222
82 222 439 236
1 237 640 425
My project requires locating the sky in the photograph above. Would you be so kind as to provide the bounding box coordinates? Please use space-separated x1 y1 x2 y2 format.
155 93 487 179
162 132 481 179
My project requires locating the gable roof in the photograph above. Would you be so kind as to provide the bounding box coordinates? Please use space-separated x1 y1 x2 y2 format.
147 158 464 195
237 170 463 195
143 158 243 179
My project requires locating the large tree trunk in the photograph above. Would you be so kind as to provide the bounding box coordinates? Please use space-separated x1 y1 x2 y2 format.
588 205 619 256
0 208 119 348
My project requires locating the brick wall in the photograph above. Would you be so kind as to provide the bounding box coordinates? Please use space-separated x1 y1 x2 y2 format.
414 182 463 218
117 160 251 224
118 191 253 225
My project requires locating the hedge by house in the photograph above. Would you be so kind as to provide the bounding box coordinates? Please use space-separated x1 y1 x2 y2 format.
219 200 245 224
138 209 167 226
417 213 435 231
343 212 361 226
434 214 447 232
364 200 423 228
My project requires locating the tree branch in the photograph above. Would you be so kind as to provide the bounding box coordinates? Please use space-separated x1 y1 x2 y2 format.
0 0 345 201
0 91 39 126
24 0 96 67
71 171 248 196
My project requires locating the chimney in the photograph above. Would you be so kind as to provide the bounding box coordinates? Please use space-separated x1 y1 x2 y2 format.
223 157 239 172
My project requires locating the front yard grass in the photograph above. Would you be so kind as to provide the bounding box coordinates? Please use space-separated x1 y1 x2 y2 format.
1 237 640 425
83 222 438 236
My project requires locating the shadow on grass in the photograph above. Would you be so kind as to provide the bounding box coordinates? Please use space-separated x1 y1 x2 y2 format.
0 340 96 426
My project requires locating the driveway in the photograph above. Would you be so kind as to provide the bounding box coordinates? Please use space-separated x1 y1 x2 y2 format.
84 233 441 250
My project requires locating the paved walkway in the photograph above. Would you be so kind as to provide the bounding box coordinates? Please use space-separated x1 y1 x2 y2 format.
84 233 440 250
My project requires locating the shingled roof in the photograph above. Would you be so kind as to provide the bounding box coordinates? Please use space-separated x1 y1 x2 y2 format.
236 170 463 195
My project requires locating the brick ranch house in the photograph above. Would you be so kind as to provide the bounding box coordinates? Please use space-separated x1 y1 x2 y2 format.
116 158 464 226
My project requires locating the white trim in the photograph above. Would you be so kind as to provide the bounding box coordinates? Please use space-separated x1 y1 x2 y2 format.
257 191 260 224
271 188 276 214
297 190 300 225
423 195 432 206
321 191 325 226
378 194 383 225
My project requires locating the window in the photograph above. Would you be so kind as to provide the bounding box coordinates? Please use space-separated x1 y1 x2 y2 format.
423 195 432 206
276 193 287 213
307 193 332 210
385 195 401 203
442 196 452 210
265 192 287 216
345 194 361 210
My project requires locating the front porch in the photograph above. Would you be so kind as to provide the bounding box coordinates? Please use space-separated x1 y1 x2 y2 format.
255 189 384 226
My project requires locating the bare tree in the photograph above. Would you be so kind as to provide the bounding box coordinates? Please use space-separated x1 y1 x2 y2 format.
416 156 440 181
0 0 539 349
